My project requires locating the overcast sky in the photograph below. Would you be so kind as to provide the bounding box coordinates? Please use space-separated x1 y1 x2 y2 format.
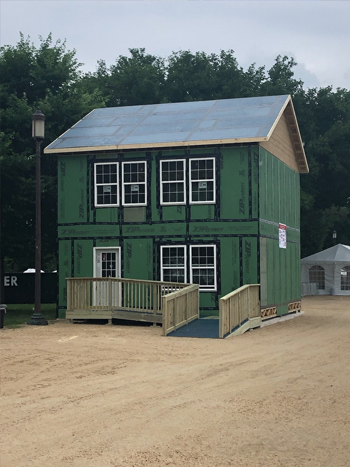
1 0 350 90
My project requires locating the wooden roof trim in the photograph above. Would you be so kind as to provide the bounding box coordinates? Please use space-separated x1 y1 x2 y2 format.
265 95 308 174
265 94 291 141
284 100 309 173
44 136 268 154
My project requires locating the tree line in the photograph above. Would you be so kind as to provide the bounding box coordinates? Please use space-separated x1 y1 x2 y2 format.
1 34 349 272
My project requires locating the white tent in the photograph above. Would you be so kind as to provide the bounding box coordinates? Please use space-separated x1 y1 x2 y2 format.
301 244 350 295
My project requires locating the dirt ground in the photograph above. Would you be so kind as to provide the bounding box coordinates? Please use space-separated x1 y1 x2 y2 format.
1 296 350 467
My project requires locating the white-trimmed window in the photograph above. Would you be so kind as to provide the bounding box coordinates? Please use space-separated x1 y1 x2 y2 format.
309 265 325 290
94 162 119 207
190 245 217 291
161 246 186 283
122 161 147 206
160 159 186 205
341 266 350 291
190 158 215 204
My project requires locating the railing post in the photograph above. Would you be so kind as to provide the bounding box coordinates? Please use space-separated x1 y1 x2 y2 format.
108 278 112 312
67 279 71 312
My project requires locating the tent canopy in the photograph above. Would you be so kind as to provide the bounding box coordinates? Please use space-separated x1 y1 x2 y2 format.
301 244 350 264
301 244 350 296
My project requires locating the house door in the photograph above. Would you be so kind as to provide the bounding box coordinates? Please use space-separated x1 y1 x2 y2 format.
93 247 121 306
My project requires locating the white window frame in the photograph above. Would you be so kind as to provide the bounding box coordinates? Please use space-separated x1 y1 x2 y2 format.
122 161 147 207
160 245 187 284
160 159 186 206
309 265 325 290
189 157 216 205
341 266 350 291
190 244 217 291
94 162 119 207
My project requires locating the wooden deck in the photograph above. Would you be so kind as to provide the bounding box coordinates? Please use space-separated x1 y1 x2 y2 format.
66 277 199 334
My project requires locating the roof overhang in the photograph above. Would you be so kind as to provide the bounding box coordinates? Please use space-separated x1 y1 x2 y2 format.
44 136 268 154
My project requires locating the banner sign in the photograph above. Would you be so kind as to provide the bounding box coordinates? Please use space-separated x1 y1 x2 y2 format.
279 223 287 249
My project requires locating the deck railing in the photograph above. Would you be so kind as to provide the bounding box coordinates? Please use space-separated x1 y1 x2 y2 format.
219 284 260 338
66 277 191 321
162 284 199 336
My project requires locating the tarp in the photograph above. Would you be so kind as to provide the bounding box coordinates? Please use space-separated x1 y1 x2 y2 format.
301 244 350 295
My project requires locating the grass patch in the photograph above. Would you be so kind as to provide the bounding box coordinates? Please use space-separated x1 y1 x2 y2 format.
2 304 57 328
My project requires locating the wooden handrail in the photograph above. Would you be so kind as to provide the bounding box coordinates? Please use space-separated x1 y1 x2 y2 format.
66 277 191 315
219 284 260 338
162 284 199 336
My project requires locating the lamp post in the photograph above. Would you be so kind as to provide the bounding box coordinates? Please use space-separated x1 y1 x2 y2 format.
28 110 48 326
332 230 337 246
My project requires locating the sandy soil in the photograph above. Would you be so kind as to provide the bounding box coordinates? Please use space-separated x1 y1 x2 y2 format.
1 296 350 467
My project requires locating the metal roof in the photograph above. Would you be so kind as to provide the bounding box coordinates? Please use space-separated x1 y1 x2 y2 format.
45 95 295 152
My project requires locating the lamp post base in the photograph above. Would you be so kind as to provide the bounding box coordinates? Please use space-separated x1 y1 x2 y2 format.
27 312 48 326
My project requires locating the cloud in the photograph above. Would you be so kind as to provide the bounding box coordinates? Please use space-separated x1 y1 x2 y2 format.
1 0 349 89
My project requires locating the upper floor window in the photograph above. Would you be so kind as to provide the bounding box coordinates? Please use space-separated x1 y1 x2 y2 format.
160 157 215 206
122 161 147 206
190 158 215 204
94 162 119 207
160 159 186 205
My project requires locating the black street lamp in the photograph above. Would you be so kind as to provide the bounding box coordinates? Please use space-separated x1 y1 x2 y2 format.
332 230 337 246
28 110 48 326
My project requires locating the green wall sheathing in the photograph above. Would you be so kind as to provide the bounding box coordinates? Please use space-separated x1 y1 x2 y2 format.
58 156 87 224
220 237 241 293
251 148 259 220
162 206 186 222
220 147 251 220
95 207 119 223
57 143 300 319
59 225 120 238
122 223 187 237
58 240 72 318
74 240 93 277
191 205 215 221
189 221 258 236
259 148 301 315
124 239 153 280
95 239 120 248
242 237 258 285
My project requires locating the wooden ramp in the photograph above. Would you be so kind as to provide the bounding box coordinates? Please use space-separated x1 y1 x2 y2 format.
167 318 219 339
111 309 162 324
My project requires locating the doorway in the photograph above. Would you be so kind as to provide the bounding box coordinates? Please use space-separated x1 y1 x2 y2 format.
93 247 121 307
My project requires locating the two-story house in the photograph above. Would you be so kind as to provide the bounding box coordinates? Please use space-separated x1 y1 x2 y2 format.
45 95 308 320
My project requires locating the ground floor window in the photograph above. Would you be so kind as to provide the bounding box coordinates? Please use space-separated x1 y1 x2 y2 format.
160 246 186 283
190 245 216 291
341 266 350 290
309 265 325 290
160 244 217 291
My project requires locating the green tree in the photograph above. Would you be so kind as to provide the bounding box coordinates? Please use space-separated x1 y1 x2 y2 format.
298 87 350 255
82 48 166 107
0 34 106 272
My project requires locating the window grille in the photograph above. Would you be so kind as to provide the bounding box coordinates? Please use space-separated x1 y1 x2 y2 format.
94 163 119 207
160 159 186 205
122 161 147 206
190 158 215 204
341 266 350 291
309 265 325 290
